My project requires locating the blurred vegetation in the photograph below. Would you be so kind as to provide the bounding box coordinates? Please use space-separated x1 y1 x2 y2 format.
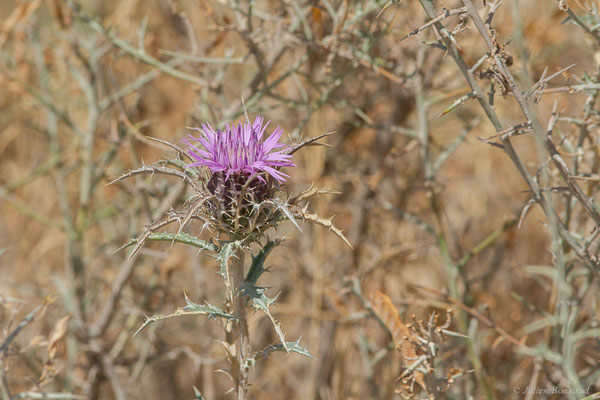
0 0 599 399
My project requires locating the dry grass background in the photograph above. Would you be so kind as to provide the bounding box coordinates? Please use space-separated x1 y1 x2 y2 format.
0 0 599 399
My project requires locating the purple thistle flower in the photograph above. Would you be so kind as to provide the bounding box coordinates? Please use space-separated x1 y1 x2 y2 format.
182 117 295 183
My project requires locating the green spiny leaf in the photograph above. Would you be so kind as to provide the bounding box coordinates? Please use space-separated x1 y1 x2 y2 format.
243 284 288 352
244 285 277 309
133 295 235 337
252 337 316 362
165 157 199 179
182 294 234 319
120 232 217 253
245 239 283 284
215 241 237 279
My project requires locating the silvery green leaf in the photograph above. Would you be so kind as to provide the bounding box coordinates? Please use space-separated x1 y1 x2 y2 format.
243 284 288 352
243 285 277 309
120 232 217 254
252 337 316 362
166 157 199 179
214 241 237 280
134 295 235 337
183 295 234 319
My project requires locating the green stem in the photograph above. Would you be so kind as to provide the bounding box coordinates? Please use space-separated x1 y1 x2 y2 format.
228 248 250 399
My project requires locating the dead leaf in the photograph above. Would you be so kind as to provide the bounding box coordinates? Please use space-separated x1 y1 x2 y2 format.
370 290 411 345
47 315 70 361
370 290 425 390
37 360 61 387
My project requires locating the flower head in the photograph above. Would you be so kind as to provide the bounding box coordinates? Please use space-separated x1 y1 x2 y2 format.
182 117 295 182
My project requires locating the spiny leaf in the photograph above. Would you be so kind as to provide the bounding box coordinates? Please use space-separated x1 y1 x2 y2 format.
133 295 235 337
182 294 232 317
245 239 283 284
271 198 301 231
252 337 316 362
145 136 194 163
243 284 288 352
176 195 210 237
106 164 199 190
150 232 217 252
165 156 195 172
294 207 352 248
113 216 180 257
120 232 218 255
289 184 341 205
214 241 237 280
244 285 277 310
287 131 335 155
